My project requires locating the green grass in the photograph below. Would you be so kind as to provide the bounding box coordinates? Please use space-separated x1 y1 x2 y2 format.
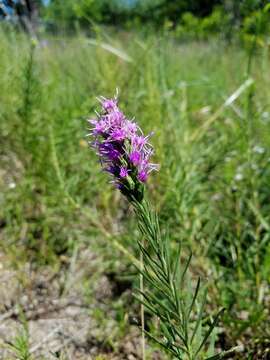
0 25 270 358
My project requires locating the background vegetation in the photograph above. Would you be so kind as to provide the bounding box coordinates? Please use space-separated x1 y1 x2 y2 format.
0 0 270 359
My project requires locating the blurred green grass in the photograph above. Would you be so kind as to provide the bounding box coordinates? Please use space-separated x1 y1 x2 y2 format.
0 26 270 354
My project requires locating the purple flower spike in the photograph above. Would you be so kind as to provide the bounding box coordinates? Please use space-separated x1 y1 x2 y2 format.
88 95 158 202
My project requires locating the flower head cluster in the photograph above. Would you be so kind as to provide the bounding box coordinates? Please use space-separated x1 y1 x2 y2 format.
88 96 158 201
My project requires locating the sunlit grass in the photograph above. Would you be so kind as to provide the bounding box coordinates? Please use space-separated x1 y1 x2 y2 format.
0 25 269 357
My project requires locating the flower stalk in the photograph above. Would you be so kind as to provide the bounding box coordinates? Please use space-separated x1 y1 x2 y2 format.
88 95 233 360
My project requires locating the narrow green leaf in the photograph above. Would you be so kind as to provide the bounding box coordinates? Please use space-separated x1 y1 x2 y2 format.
133 295 168 323
143 329 182 358
188 277 201 319
195 308 225 357
181 252 192 284
138 242 169 283
137 288 181 322
190 287 207 344
173 241 182 281
205 346 241 360
137 266 171 298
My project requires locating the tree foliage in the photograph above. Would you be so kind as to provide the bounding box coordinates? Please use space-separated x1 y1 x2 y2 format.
1 0 269 36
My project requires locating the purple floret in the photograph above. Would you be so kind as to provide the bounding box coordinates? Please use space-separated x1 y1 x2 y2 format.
101 98 117 111
129 151 141 166
138 170 148 183
119 167 129 178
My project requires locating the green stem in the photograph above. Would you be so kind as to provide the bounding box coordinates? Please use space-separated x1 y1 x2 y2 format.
140 249 146 360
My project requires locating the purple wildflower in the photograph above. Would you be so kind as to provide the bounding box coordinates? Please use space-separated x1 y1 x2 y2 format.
88 96 158 201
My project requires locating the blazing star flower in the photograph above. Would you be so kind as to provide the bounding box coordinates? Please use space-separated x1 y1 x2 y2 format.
88 96 158 202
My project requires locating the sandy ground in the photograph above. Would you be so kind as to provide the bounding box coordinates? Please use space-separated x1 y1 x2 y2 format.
0 250 159 360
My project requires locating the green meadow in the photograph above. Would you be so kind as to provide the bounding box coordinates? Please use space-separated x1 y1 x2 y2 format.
0 27 269 358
